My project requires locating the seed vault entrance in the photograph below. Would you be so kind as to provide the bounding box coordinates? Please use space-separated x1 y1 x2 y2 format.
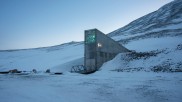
84 29 129 72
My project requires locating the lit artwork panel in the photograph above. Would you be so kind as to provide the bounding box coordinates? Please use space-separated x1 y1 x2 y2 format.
86 34 95 44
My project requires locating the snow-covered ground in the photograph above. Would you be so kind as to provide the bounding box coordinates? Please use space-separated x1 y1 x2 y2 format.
0 71 182 102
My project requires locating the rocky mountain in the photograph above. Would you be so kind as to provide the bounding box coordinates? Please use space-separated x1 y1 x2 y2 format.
109 0 182 44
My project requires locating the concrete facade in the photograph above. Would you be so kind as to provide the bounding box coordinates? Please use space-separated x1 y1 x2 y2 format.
84 29 129 71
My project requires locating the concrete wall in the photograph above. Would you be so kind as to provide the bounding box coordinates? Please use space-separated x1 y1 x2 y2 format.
84 29 129 71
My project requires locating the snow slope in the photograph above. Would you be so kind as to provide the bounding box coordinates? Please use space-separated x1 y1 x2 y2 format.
0 42 84 72
108 0 182 38
125 37 182 52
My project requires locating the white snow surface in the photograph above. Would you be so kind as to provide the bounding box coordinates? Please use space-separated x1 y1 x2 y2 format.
0 72 182 102
125 37 182 52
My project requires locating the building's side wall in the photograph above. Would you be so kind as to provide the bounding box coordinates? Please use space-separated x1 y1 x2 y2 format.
95 29 129 69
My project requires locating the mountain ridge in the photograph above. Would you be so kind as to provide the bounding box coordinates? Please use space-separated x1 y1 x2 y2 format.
108 0 182 38
0 41 82 52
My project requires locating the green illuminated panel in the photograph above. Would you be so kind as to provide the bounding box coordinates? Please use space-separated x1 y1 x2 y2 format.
86 34 95 44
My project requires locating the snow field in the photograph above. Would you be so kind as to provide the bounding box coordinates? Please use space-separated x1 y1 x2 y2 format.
0 72 181 102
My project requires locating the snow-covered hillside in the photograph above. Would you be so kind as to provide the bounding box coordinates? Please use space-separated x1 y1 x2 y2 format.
101 36 182 72
102 0 182 72
0 42 84 72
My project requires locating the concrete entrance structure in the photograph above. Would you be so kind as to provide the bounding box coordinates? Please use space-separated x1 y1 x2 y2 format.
84 29 129 71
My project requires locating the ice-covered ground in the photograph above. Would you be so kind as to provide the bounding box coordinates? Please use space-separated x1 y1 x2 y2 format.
0 71 182 102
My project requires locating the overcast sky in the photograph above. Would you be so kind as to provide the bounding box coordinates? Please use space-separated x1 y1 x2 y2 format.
0 0 173 50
